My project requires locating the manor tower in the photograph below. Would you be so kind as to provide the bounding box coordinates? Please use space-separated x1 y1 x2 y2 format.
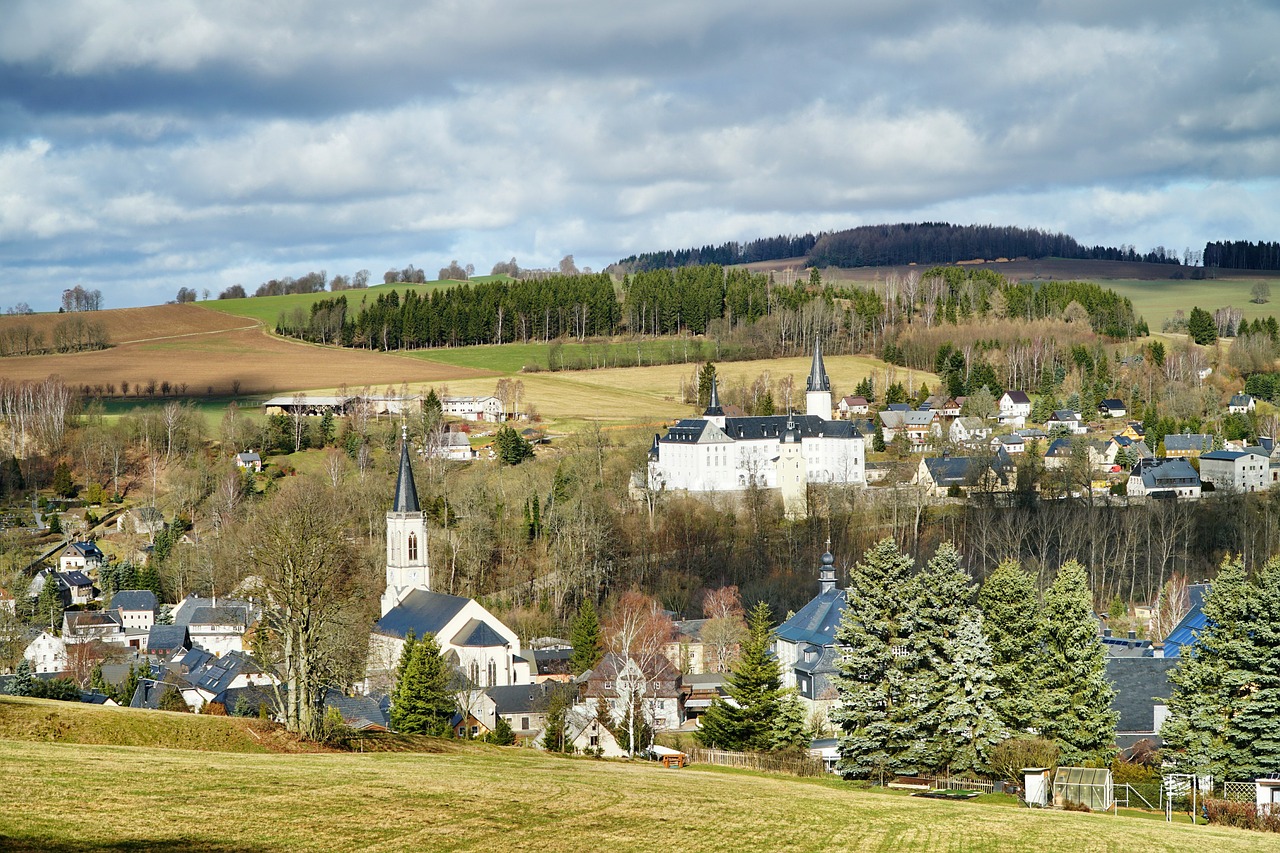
805 338 833 420
381 427 429 616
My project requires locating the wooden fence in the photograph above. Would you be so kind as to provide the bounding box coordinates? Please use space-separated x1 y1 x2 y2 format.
689 748 827 777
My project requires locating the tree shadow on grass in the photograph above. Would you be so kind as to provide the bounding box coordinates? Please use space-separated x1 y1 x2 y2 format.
0 837 278 853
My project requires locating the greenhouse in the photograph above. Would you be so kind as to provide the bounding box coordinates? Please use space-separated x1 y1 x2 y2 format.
1053 766 1113 811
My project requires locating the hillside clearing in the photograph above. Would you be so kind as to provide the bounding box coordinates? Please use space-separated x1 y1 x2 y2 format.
0 734 1267 852
0 303 253 345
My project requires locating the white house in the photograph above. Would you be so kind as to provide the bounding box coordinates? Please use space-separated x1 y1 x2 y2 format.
442 395 503 422
1199 448 1269 493
59 542 105 574
117 507 165 536
1098 398 1128 418
24 630 66 674
234 451 262 472
1045 410 1087 435
998 391 1032 426
1127 458 1202 499
991 433 1026 455
171 596 261 656
110 590 159 631
1229 393 1256 414
949 416 991 446
368 431 532 693
879 409 942 448
837 395 869 417
426 430 476 461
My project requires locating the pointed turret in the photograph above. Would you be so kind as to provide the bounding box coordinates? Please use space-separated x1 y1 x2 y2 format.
805 338 833 420
393 426 420 513
806 338 830 392
703 375 723 417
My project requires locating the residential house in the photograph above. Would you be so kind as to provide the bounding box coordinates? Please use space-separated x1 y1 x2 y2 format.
774 550 846 710
441 395 504 422
936 398 963 418
878 409 942 448
1100 627 1157 658
321 689 390 731
562 707 627 757
1127 458 1202 499
663 618 712 675
62 610 124 646
130 677 202 712
116 506 165 536
1043 437 1075 470
581 652 682 732
145 624 192 658
426 430 476 461
1229 393 1256 414
914 451 1013 497
1016 427 1049 442
886 402 912 413
1045 410 1086 435
60 541 105 574
481 681 568 742
1119 422 1145 441
949 416 991 446
837 395 869 417
58 571 95 606
1098 398 1128 418
176 648 278 710
991 433 1026 455
171 596 261 656
1199 447 1269 493
109 590 159 632
1103 435 1152 469
234 451 262 472
24 630 66 674
528 647 574 683
1162 433 1215 458
997 390 1032 426
1107 657 1178 750
680 671 730 724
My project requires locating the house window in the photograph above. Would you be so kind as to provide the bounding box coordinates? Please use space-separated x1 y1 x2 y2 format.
590 735 600 747
521 716 529 730
407 532 418 562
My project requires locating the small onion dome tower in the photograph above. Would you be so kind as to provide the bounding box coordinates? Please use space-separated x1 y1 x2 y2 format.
819 543 837 593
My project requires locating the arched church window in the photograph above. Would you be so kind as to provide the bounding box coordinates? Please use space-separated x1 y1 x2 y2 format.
408 532 418 561
470 661 480 685
487 659 497 686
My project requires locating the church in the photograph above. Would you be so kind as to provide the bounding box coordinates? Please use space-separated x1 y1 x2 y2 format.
774 546 848 714
646 340 865 516
368 430 532 690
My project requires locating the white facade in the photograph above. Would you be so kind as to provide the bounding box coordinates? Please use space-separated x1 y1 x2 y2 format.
442 395 503 422
25 630 66 674
1199 449 1269 493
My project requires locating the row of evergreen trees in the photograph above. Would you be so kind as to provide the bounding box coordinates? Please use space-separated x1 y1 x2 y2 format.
833 541 1116 779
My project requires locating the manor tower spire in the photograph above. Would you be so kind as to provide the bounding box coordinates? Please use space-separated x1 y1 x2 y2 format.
805 338 832 420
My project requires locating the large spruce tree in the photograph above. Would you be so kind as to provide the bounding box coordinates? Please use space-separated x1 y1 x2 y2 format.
390 631 455 736
978 559 1043 734
1036 561 1117 764
696 602 793 751
936 616 1008 774
1162 555 1260 777
568 599 604 676
832 538 918 779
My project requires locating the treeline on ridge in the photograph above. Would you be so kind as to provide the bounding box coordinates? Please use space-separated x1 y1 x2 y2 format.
275 264 1142 358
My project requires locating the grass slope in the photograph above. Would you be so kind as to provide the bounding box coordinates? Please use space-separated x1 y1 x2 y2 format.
0 734 1269 852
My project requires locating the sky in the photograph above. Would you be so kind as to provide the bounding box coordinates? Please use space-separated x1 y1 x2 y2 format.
2 1 1279 311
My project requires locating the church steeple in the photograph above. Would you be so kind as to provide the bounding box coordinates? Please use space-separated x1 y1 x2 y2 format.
819 541 836 594
393 425 420 513
383 425 429 616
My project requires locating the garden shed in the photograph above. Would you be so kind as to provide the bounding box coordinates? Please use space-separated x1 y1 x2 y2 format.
1053 767 1113 811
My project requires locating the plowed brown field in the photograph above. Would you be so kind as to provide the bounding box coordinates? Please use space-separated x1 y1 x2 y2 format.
0 303 254 343
0 324 494 395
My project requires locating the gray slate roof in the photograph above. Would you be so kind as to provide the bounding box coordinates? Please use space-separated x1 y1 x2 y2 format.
485 682 562 715
374 588 471 639
393 434 420 513
111 590 158 613
146 624 191 655
775 588 847 647
1163 434 1214 453
453 618 509 648
1107 657 1179 740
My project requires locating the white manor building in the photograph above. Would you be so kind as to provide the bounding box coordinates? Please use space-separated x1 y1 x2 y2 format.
646 340 865 517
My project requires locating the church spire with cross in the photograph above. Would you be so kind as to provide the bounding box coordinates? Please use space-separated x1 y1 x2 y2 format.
382 425 429 616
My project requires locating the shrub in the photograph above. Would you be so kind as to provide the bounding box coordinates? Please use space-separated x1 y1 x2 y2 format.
989 736 1060 783
1061 800 1091 813
1204 799 1280 832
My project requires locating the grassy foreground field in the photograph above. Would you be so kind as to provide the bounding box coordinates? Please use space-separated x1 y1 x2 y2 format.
1 738 1270 853
0 696 1270 852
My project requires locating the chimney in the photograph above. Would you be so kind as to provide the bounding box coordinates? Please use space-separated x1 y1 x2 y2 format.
1103 628 1112 638
1127 630 1137 640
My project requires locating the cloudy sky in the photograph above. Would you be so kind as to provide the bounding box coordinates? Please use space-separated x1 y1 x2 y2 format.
2 1 1279 310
